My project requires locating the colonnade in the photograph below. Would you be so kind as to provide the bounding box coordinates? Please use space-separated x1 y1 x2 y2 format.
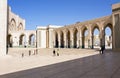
53 16 113 49
7 33 36 47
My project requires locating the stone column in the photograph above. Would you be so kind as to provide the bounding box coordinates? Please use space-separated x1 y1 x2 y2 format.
25 35 29 47
34 35 37 48
58 32 61 48
53 31 56 48
89 27 94 49
89 35 94 49
100 27 105 49
77 30 80 48
70 29 74 48
79 30 83 48
0 0 7 56
63 31 67 48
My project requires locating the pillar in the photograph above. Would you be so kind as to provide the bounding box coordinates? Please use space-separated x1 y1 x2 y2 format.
99 27 105 50
89 27 94 49
58 32 61 48
70 29 74 48
89 34 94 49
53 31 56 48
79 30 83 48
63 32 67 48
112 3 120 51
77 30 80 48
0 0 7 56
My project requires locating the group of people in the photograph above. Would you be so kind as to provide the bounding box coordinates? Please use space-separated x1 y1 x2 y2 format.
22 49 38 58
53 49 59 56
29 49 38 56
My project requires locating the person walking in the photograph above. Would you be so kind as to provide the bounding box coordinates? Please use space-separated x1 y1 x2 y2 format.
101 46 104 54
99 46 104 54
57 49 59 56
53 49 56 56
29 50 31 56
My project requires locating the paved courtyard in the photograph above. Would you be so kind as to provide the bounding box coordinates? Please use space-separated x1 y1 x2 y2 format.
0 49 120 78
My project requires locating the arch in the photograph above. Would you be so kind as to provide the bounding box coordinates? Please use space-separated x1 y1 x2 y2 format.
104 23 113 49
92 25 100 49
19 34 26 47
60 31 64 48
82 26 88 48
7 34 13 47
66 30 70 48
73 28 78 48
29 34 35 47
18 23 23 31
9 18 16 31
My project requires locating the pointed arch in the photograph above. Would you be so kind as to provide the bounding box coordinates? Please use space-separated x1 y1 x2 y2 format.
81 26 88 48
60 31 64 48
104 23 113 49
19 34 26 47
92 24 100 48
18 23 23 31
29 34 35 47
9 18 16 31
73 28 78 48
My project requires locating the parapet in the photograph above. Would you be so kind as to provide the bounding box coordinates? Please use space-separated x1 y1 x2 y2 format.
112 3 120 12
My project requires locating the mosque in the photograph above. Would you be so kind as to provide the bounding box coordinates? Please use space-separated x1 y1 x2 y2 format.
0 0 120 56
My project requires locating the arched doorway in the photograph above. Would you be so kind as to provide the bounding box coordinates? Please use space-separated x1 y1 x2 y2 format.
60 31 64 48
7 34 12 47
19 34 26 47
73 28 78 48
92 26 100 49
67 30 70 48
29 34 35 47
55 32 58 48
104 24 112 49
82 27 88 48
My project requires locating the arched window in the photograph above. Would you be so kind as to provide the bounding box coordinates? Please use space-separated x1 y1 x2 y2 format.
9 18 16 31
18 23 23 31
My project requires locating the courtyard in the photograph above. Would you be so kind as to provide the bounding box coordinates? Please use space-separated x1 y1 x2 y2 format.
0 49 120 78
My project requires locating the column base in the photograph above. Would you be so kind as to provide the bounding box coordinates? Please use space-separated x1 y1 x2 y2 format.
80 45 84 49
89 45 94 49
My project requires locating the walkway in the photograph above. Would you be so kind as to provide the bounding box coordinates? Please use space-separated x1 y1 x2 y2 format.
0 49 120 78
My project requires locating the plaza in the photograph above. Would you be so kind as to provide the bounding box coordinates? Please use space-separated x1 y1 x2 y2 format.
0 0 120 78
0 49 120 78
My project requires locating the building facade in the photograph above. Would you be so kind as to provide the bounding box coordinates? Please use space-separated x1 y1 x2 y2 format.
0 1 120 56
7 7 36 48
50 3 120 51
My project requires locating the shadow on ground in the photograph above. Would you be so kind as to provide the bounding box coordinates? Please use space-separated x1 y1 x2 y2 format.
0 51 120 78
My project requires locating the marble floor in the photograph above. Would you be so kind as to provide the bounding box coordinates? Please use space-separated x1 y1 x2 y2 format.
0 49 120 78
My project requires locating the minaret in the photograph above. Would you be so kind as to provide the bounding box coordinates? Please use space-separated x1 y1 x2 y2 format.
0 0 8 56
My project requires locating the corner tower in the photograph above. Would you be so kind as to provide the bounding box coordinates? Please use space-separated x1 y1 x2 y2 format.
0 0 8 56
112 3 120 51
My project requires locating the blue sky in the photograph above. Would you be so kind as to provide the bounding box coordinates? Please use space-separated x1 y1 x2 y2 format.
8 0 120 31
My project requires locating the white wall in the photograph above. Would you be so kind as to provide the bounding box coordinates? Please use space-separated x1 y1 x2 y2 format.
41 30 46 48
0 0 7 56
